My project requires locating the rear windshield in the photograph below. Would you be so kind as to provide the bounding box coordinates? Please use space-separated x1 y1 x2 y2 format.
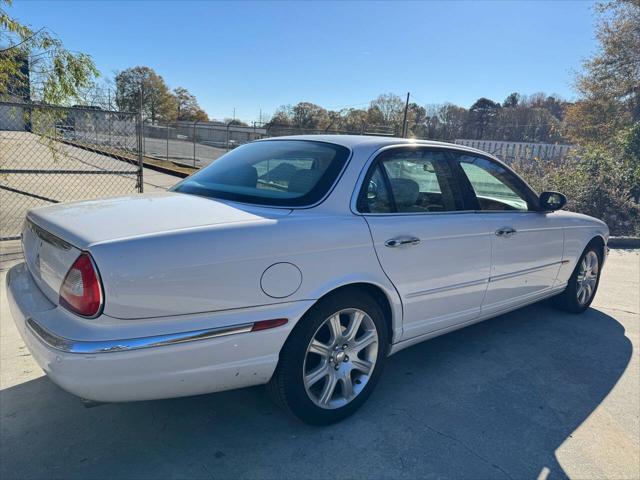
171 140 351 207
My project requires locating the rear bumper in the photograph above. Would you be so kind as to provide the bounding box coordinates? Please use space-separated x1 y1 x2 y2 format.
6 262 311 402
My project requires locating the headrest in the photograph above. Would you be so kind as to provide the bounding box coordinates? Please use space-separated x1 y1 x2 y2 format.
389 178 419 207
288 169 322 194
217 165 257 187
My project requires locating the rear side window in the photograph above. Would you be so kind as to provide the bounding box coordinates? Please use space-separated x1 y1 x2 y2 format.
172 140 350 207
359 148 463 213
363 165 393 213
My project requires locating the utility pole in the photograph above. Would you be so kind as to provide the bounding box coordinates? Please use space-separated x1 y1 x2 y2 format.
401 92 410 138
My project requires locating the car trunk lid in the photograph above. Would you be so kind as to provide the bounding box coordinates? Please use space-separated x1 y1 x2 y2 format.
26 192 290 249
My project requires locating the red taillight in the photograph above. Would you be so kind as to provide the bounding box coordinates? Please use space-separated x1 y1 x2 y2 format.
59 253 103 317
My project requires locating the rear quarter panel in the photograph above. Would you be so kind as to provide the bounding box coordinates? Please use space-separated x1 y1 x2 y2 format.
89 212 401 334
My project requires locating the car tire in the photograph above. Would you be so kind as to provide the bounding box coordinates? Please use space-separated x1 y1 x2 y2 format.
267 288 389 425
552 244 602 313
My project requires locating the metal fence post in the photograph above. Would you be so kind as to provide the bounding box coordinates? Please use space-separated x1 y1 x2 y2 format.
226 122 231 151
166 123 170 162
193 120 199 167
137 93 144 193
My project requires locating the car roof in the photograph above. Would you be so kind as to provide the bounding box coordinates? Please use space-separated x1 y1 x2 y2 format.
258 134 493 158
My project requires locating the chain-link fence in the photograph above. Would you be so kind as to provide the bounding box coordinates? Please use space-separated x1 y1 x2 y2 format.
141 121 268 168
0 101 143 240
139 120 397 169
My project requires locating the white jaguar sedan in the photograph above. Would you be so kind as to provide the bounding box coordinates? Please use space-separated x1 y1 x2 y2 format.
7 135 608 424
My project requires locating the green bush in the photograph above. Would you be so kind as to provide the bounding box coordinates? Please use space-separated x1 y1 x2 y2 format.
511 129 640 236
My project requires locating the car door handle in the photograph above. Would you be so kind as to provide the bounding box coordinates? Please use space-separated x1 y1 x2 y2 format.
495 227 517 238
385 237 421 247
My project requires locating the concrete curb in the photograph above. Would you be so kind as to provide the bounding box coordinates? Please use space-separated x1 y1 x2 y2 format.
609 236 640 249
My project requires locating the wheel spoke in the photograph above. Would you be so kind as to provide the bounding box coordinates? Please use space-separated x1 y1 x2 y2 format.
579 286 588 304
318 372 338 406
308 339 331 357
344 311 364 342
339 371 355 400
351 357 373 376
577 285 583 302
305 363 329 387
353 330 377 353
328 314 343 342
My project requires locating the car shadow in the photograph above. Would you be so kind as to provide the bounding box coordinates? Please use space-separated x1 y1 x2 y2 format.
0 304 632 479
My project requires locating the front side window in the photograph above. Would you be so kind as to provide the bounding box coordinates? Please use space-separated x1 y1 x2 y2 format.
359 149 462 213
172 140 350 207
457 155 530 211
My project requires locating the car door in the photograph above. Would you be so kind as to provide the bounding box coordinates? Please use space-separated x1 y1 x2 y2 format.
452 153 564 315
357 147 491 341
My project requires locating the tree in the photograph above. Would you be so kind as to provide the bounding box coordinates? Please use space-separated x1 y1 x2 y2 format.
407 103 427 136
502 92 520 108
0 0 99 104
173 86 208 122
468 97 501 138
224 118 248 126
340 108 368 133
369 93 404 127
269 105 293 126
291 102 330 129
565 0 640 144
115 66 175 124
576 0 640 123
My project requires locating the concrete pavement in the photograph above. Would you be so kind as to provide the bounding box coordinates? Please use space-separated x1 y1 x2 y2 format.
0 250 638 479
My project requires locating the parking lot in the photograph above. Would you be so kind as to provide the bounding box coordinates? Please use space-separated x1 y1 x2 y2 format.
0 248 637 479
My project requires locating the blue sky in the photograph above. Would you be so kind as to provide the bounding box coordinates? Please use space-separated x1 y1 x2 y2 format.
10 0 598 123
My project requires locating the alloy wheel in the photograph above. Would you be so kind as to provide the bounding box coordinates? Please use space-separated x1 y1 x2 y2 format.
303 308 379 409
576 251 599 305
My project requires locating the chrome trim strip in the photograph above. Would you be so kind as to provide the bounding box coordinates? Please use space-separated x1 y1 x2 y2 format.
489 261 563 282
405 260 565 298
26 317 254 354
26 218 72 250
405 278 489 299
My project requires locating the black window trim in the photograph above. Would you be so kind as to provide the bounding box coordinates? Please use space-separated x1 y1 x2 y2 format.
355 145 471 216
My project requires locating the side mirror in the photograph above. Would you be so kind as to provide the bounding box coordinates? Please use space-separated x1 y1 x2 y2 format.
539 191 567 211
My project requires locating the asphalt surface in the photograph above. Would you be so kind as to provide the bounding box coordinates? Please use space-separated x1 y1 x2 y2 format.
0 245 638 479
